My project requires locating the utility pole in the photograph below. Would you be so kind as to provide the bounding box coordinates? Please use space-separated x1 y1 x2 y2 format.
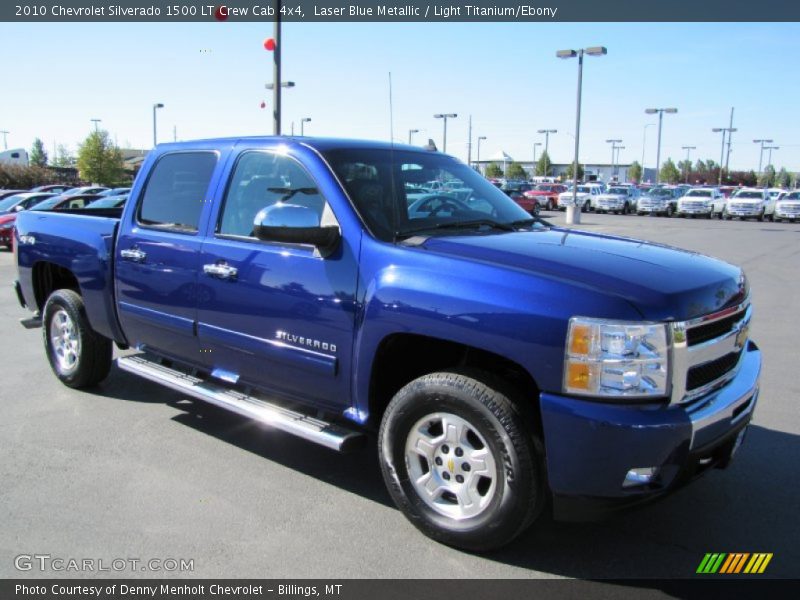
0 130 8 150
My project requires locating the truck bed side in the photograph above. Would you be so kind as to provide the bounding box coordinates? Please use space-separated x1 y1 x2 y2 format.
15 210 126 344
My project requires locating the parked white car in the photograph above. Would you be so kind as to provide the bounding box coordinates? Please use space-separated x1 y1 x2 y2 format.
773 190 800 222
724 188 776 221
594 186 639 214
677 187 725 219
557 184 602 211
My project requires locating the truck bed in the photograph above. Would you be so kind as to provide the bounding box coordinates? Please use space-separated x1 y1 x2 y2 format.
15 209 126 344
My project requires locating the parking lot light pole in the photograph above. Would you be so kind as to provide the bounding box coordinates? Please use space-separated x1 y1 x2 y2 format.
476 136 486 173
90 119 101 133
681 145 696 183
712 126 737 185
408 129 419 145
537 129 557 175
434 113 457 153
0 130 8 150
300 117 311 136
533 142 542 174
753 139 773 174
641 123 655 183
558 46 607 225
152 104 163 147
645 108 677 184
606 139 622 176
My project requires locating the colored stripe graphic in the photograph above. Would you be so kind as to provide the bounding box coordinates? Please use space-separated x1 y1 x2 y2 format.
698 552 773 574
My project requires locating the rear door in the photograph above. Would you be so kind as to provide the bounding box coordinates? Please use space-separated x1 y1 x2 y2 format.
116 148 228 361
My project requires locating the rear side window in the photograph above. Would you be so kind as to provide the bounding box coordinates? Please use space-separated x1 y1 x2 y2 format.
137 152 217 232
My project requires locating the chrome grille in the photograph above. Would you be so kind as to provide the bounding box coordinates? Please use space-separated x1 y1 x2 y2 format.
670 301 750 404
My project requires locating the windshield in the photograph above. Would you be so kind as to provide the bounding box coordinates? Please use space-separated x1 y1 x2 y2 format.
784 192 800 200
686 190 712 197
733 191 762 199
0 194 26 211
576 186 592 193
647 189 672 198
323 148 542 241
30 197 62 210
607 187 627 195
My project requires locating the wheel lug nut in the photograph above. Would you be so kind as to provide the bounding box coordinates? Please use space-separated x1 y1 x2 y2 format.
441 445 449 454
442 472 451 481
455 447 463 457
434 457 442 466
455 475 464 483
462 463 471 472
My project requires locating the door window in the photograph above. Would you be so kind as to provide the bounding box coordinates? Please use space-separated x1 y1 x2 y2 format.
136 152 217 233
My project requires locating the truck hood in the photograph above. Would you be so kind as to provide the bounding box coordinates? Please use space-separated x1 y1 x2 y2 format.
420 228 744 321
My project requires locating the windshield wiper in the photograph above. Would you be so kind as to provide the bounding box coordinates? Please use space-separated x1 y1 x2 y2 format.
398 218 521 239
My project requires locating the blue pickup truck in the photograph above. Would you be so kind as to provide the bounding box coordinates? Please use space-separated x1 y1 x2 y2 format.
13 137 760 550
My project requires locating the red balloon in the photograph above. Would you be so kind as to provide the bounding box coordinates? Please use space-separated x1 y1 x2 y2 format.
260 101 266 109
263 38 276 51
214 6 227 21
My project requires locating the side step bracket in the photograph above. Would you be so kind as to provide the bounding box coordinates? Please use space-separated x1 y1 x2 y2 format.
117 355 365 452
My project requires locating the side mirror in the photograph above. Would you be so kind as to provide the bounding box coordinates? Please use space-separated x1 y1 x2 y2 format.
253 203 340 258
14 205 24 212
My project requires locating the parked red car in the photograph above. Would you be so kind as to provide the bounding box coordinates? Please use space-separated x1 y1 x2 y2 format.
521 183 567 211
0 213 15 249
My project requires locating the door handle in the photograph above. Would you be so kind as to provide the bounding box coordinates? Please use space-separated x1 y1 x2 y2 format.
120 248 147 262
203 263 238 281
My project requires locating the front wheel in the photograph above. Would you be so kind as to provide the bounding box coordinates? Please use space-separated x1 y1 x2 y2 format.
379 371 545 551
43 289 112 388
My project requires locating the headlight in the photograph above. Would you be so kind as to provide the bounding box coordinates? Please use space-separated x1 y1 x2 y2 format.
0 223 13 231
564 317 669 399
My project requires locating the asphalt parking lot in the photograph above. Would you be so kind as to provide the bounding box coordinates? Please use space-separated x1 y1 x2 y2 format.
1 212 798 581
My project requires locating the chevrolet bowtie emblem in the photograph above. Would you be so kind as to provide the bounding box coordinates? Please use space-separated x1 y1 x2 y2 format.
735 322 749 350
447 458 455 473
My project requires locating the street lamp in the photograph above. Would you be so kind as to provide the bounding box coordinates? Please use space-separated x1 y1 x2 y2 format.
606 139 622 177
300 117 311 136
476 136 487 173
151 104 163 147
433 113 457 153
644 107 678 184
753 139 773 174
557 46 607 225
408 129 419 144
90 118 102 133
533 142 542 173
640 123 655 183
712 126 737 184
681 145 696 184
0 130 8 150
537 129 557 156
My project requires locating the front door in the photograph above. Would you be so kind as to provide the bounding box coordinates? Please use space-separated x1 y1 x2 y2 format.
195 148 359 411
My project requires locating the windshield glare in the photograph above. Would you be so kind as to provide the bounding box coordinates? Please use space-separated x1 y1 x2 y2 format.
734 191 762 199
323 149 542 241
607 188 627 194
686 190 712 197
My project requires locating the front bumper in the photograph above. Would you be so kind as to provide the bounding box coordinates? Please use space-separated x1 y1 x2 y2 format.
540 340 761 520
0 227 12 246
679 206 712 215
727 207 762 217
775 208 800 220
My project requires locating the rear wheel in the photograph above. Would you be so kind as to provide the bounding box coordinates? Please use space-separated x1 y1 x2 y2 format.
379 371 545 551
43 289 112 388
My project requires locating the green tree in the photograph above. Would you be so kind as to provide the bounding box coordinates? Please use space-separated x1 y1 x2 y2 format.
776 167 791 188
53 144 76 168
506 162 527 180
758 165 776 187
77 130 124 185
695 159 707 173
659 158 681 184
535 150 552 177
564 162 584 181
484 162 503 178
627 161 642 183
30 138 48 167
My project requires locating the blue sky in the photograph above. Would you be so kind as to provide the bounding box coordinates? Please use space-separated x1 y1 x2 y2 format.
1 21 798 172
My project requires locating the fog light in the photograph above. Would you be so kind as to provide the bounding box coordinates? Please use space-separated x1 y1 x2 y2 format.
623 467 659 488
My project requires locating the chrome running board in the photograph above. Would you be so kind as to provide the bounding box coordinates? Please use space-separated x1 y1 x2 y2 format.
117 355 365 452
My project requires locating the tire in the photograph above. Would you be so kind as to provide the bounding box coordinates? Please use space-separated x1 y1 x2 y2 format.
774 217 782 223
43 289 112 389
666 205 675 218
758 210 765 222
378 371 545 552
